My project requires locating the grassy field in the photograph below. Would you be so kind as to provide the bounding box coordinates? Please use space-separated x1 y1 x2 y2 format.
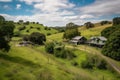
0 42 120 80
1 23 120 80
79 24 112 39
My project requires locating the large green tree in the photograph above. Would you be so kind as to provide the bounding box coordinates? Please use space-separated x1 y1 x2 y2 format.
63 22 80 39
0 15 15 51
29 32 46 45
113 17 120 26
84 22 94 29
102 28 120 61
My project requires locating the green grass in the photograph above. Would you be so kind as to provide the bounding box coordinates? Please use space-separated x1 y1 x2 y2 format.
14 23 58 36
79 24 112 39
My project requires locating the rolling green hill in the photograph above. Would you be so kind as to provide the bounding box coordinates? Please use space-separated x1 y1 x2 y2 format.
14 23 58 36
1 23 120 80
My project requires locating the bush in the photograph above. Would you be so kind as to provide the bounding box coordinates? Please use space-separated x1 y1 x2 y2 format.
81 55 107 69
45 41 75 59
19 26 26 31
84 22 94 29
29 32 46 45
45 42 54 53
47 33 51 36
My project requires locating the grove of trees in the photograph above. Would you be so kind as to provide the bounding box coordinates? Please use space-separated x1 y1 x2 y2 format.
84 22 94 29
63 22 80 39
102 17 120 61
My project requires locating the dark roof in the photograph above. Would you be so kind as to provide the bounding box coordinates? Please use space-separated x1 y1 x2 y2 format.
90 36 107 41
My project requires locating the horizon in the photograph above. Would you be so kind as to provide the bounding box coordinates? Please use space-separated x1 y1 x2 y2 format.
0 0 120 26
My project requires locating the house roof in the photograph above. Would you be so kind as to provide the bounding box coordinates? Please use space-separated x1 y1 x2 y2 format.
98 36 107 41
90 36 107 41
72 36 84 40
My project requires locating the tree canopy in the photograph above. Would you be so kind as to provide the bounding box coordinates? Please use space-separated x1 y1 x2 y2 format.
63 22 80 39
113 17 120 26
29 32 46 45
84 22 94 29
0 15 15 51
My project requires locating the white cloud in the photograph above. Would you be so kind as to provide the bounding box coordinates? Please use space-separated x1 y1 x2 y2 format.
16 4 21 9
79 0 120 16
3 5 11 10
0 0 12 2
33 0 75 13
80 14 94 19
19 0 43 5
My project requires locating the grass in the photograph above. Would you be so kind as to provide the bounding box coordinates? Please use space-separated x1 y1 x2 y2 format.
79 24 112 39
14 23 58 36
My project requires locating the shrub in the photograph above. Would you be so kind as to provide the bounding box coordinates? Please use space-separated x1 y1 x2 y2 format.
47 33 51 36
29 32 46 45
81 55 107 69
84 22 94 29
45 42 54 53
19 26 26 31
113 17 120 26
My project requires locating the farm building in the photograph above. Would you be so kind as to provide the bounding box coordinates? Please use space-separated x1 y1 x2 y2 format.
70 36 87 45
87 36 107 47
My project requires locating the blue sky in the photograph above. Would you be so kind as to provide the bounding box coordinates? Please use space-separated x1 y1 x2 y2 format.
0 0 120 26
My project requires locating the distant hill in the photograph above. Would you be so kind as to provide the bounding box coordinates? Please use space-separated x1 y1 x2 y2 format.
14 22 58 36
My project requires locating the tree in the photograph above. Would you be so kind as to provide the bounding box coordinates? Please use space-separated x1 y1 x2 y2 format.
0 18 15 51
101 27 116 38
63 22 80 39
29 32 46 45
0 15 5 22
102 29 120 61
84 22 94 29
100 21 110 25
113 17 120 26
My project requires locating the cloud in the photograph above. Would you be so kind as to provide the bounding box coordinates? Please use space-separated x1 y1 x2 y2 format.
80 14 94 19
19 0 43 5
33 0 75 13
16 4 21 9
79 0 120 16
3 5 11 10
0 0 12 2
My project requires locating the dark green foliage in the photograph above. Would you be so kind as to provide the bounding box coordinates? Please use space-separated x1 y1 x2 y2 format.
14 31 21 37
45 41 75 59
47 33 51 36
101 27 116 38
0 20 15 51
24 21 29 25
26 30 29 32
0 37 10 51
100 21 111 25
102 29 120 61
0 15 5 22
23 35 29 41
63 22 80 39
36 27 40 30
30 26 33 29
19 26 26 31
29 32 46 45
84 22 94 29
113 17 120 26
81 55 107 69
45 42 54 53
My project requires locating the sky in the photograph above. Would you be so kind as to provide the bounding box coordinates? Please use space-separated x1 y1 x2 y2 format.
0 0 120 26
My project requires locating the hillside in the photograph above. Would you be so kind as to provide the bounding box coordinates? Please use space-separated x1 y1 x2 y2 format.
1 22 120 80
0 42 120 80
14 23 58 36
79 24 112 39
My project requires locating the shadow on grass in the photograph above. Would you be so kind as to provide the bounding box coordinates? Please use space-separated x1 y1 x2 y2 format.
0 54 40 68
